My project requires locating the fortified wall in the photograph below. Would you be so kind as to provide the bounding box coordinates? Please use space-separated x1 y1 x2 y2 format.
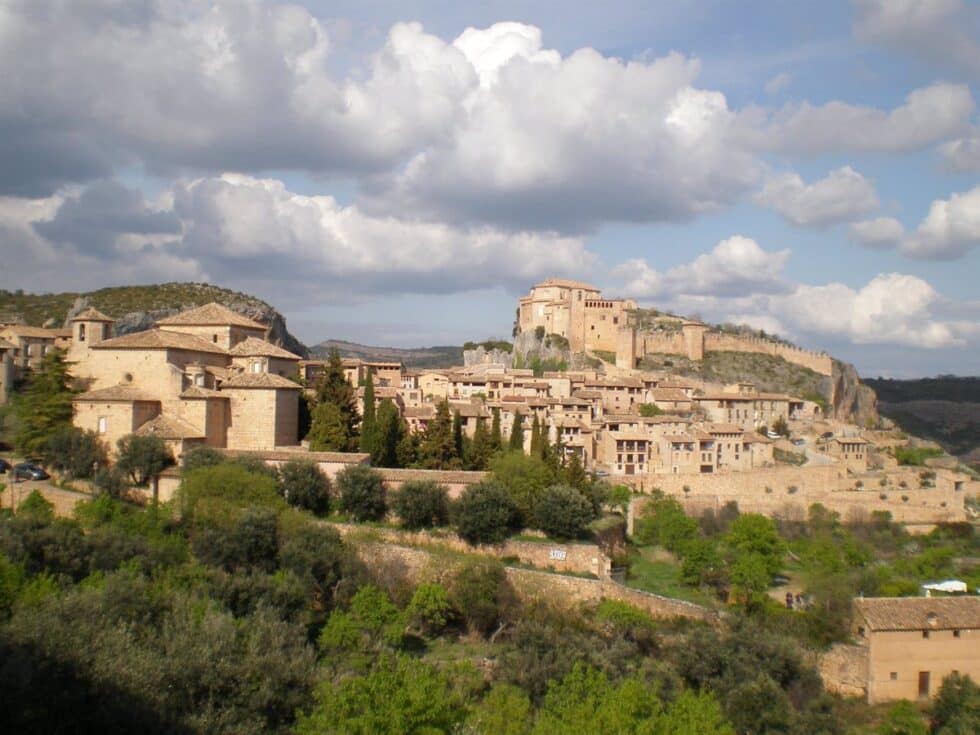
616 321 833 376
625 465 968 530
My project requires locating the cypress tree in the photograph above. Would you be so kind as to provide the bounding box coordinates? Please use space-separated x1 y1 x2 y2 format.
374 398 403 467
420 399 459 469
564 451 589 490
452 409 464 459
539 419 552 462
508 410 525 453
529 414 541 457
13 349 76 455
359 371 378 457
490 407 503 451
468 417 492 470
312 348 359 450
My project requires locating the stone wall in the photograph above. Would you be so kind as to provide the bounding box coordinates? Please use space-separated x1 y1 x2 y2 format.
818 643 868 699
703 333 833 375
330 523 612 578
626 464 966 531
349 539 714 622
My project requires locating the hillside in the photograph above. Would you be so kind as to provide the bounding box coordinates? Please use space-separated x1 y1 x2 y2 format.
0 283 308 357
310 339 462 368
865 377 980 464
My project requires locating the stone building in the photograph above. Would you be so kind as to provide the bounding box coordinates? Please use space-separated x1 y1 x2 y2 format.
0 338 13 405
71 302 302 460
853 596 980 703
517 278 636 353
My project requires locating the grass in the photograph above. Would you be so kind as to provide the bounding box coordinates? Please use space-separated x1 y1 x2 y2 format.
774 447 807 466
592 350 617 364
624 547 714 605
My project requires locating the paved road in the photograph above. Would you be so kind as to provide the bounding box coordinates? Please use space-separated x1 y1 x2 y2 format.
1 478 92 516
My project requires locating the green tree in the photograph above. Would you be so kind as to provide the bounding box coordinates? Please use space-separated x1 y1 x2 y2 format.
453 481 516 545
638 403 663 417
115 434 174 503
661 689 735 735
278 460 331 515
467 417 493 471
634 494 699 553
529 414 542 456
419 399 459 470
374 399 404 467
336 465 386 522
396 428 420 468
877 700 927 735
296 655 466 735
359 370 378 457
406 582 453 636
724 513 786 578
533 484 595 539
931 673 980 734
772 415 789 437
490 407 503 451
452 409 464 459
180 445 225 473
508 411 525 452
43 426 108 479
489 450 555 526
177 463 284 526
392 480 449 529
12 349 75 455
311 348 359 451
562 451 589 490
466 683 532 735
449 558 512 634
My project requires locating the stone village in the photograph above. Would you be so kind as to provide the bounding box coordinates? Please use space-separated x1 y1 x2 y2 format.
1 278 978 705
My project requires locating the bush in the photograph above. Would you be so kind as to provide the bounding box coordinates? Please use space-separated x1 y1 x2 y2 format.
178 463 284 527
191 506 279 572
391 480 449 530
278 460 331 515
533 484 595 539
489 451 555 525
180 446 225 473
449 559 512 635
115 434 174 486
407 582 453 636
43 427 107 479
336 465 386 522
453 481 517 545
92 468 128 499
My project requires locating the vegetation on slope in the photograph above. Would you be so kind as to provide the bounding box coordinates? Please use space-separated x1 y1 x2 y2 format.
311 339 464 368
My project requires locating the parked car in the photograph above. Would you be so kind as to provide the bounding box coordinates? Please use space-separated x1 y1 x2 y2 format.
12 463 49 481
820 431 834 439
0 458 10 474
766 430 781 440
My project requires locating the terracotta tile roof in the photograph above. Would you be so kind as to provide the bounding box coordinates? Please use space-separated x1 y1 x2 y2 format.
206 365 233 379
228 336 301 360
71 307 114 322
651 388 690 401
834 436 868 445
51 328 73 338
134 414 204 440
220 448 370 464
448 401 490 418
156 302 266 329
0 325 59 339
180 386 228 399
220 372 301 389
376 467 489 484
75 384 158 402
855 596 980 632
92 329 228 354
573 389 602 399
0 338 14 350
697 392 757 401
705 423 744 434
743 432 772 444
403 406 436 418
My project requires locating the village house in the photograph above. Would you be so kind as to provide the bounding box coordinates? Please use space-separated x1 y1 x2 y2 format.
852 596 980 704
70 303 302 460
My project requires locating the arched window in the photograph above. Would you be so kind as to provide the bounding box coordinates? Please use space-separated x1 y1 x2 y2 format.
78 323 86 342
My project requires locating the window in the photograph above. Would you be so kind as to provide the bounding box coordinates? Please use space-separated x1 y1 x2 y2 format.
890 672 897 681
78 324 86 342
953 630 961 638
213 334 218 343
102 323 109 339
97 417 107 434
194 373 205 387
918 671 930 698
251 362 262 373
922 630 930 639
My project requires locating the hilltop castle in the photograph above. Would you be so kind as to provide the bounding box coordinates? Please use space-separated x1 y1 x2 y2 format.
516 279 833 376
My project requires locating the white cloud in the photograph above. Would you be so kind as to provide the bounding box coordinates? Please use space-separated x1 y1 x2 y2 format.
755 166 879 227
849 217 906 248
940 127 980 172
764 72 792 95
901 185 980 259
853 0 980 79
615 236 791 298
754 82 975 155
3 174 593 304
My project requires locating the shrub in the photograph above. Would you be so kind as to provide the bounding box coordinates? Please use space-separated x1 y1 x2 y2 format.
392 480 449 530
180 446 225 473
278 460 331 515
43 427 107 479
178 463 284 527
489 451 555 526
115 434 174 487
449 559 512 635
336 465 386 522
533 484 595 539
407 582 453 636
453 481 517 545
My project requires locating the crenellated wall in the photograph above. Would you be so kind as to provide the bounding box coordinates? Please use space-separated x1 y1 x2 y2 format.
703 333 833 375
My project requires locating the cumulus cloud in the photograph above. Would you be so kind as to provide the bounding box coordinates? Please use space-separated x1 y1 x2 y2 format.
901 185 980 259
940 127 980 172
2 174 593 304
849 217 905 247
754 82 975 155
361 30 760 232
755 166 879 227
615 236 791 299
852 0 980 79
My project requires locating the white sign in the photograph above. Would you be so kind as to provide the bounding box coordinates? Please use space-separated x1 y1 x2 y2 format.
549 549 567 561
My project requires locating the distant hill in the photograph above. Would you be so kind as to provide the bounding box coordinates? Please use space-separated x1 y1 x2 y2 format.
0 283 308 357
865 376 980 465
310 339 462 369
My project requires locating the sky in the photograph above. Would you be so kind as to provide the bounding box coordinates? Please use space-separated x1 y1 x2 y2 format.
0 0 977 377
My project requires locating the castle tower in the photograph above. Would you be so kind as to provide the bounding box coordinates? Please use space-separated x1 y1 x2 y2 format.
682 320 707 361
616 326 637 369
71 307 115 347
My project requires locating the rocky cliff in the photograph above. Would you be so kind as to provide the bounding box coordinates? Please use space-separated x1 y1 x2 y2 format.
830 360 878 426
